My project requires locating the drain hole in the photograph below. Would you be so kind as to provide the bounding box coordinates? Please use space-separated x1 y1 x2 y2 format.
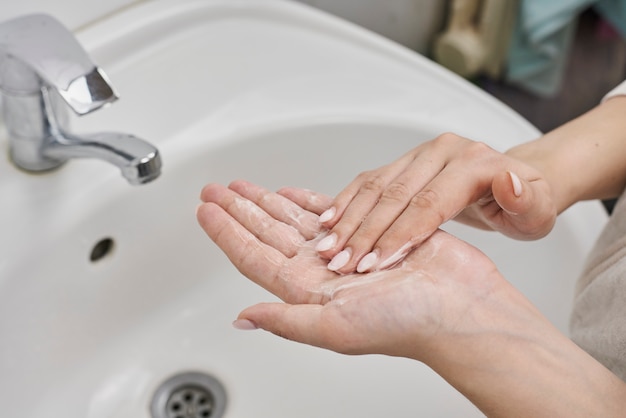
166 386 214 418
90 237 115 263
151 372 227 418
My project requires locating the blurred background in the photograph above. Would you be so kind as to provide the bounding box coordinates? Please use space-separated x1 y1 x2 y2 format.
295 0 626 134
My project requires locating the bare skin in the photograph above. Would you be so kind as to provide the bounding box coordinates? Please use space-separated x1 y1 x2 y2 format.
197 180 626 417
199 180 503 356
306 96 626 274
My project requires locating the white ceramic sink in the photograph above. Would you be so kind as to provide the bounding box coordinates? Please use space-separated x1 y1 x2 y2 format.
0 1 607 417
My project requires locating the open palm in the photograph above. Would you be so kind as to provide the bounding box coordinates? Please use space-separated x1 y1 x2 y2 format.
198 180 514 360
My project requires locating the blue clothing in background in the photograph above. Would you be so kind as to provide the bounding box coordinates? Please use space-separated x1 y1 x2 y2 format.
506 0 626 97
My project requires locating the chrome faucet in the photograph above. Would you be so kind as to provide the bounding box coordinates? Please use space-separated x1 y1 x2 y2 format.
0 14 162 185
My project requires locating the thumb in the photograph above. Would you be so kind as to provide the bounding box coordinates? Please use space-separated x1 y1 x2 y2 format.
491 171 556 240
234 302 366 355
234 302 335 348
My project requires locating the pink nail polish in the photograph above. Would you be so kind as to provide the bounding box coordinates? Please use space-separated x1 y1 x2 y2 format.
328 249 351 271
316 232 337 252
319 207 336 223
233 319 258 330
508 171 522 197
357 251 379 273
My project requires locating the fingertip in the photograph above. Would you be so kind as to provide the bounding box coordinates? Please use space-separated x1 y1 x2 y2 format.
196 202 228 239
492 171 556 239
195 203 212 226
319 206 337 223
315 232 338 252
276 187 334 215
275 186 293 198
199 182 219 202
508 171 523 197
493 171 526 215
237 303 298 338
356 251 379 273
232 318 259 330
228 179 256 197
228 178 249 189
196 202 215 223
327 248 351 271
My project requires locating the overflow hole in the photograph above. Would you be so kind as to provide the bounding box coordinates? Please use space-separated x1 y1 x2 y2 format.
90 237 115 262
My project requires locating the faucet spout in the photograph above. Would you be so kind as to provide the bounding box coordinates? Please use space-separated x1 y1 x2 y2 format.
45 132 162 185
0 13 162 185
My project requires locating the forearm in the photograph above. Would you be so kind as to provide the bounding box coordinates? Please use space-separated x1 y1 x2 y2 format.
423 284 626 417
507 96 626 213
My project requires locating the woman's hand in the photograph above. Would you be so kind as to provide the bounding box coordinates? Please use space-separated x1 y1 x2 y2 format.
298 133 557 274
196 180 626 417
197 180 517 358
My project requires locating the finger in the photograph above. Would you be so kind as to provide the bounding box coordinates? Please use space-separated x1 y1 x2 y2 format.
276 187 333 215
236 302 365 355
321 149 420 226
197 202 288 294
228 180 321 240
368 162 494 271
490 171 556 240
200 183 304 257
315 153 417 258
329 155 446 273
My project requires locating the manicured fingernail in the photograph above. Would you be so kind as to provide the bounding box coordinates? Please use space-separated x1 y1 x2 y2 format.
233 319 258 330
316 232 337 252
357 251 379 273
319 207 336 223
509 171 522 197
328 248 351 271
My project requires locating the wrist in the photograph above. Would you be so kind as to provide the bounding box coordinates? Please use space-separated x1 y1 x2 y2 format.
507 96 626 212
420 279 626 417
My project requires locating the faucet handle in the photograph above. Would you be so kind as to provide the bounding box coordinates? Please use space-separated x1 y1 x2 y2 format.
57 67 118 115
0 13 117 115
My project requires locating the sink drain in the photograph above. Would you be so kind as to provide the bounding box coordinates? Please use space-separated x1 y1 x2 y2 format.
150 372 227 418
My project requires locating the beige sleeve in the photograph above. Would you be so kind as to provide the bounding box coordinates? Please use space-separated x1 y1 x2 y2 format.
603 80 626 102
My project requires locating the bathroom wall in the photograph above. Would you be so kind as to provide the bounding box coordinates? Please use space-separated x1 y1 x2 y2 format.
293 0 447 55
1 0 141 29
2 0 446 56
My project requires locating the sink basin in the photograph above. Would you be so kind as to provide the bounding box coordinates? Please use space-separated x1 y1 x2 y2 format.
0 1 607 417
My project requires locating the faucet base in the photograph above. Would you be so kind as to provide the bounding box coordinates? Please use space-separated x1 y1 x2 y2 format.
3 88 68 172
9 148 66 173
